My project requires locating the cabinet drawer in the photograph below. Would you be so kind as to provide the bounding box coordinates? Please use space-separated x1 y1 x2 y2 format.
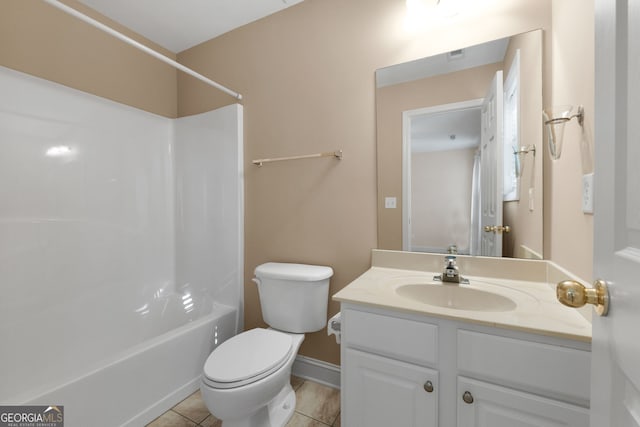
457 330 590 406
344 309 437 366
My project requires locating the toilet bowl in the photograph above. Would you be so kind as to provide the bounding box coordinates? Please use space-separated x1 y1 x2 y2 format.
201 328 304 427
200 262 333 427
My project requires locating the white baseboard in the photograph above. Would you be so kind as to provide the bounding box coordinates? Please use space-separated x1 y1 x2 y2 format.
292 355 341 389
123 376 200 426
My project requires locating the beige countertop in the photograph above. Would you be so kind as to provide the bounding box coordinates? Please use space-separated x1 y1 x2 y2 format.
333 251 592 343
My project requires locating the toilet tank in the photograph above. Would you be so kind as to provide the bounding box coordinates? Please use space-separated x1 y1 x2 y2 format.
253 262 333 333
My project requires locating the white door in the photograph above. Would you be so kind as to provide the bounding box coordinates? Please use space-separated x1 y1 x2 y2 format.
590 0 640 425
480 71 504 256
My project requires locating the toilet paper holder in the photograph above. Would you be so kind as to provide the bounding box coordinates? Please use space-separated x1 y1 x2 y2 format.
327 312 341 344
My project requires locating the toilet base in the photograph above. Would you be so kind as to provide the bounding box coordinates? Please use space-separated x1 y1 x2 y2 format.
267 382 296 427
222 383 296 427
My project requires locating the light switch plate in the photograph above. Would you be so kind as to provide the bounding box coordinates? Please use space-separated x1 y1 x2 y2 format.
528 188 534 211
385 197 397 209
582 173 594 214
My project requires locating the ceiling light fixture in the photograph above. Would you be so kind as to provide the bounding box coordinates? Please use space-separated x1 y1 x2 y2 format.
45 145 73 157
404 0 460 32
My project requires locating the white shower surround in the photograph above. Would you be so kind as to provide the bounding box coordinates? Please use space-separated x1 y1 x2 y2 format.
0 66 243 426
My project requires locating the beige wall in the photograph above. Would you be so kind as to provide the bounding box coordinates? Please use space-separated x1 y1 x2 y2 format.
178 0 384 365
376 62 503 250
545 0 594 279
0 0 177 118
503 30 544 259
177 0 554 365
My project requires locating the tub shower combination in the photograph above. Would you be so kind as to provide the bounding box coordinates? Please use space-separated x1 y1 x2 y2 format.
0 66 244 426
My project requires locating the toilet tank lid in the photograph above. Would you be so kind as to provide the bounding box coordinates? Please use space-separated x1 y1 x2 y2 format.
255 262 333 281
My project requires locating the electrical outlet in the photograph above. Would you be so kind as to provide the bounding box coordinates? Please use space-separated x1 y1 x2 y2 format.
582 173 594 214
385 197 397 209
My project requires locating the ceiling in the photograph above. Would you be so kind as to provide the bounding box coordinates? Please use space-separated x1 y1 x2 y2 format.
376 36 509 88
411 107 481 153
77 0 305 53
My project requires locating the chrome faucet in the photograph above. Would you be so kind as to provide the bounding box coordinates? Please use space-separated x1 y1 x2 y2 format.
434 255 469 284
443 256 460 283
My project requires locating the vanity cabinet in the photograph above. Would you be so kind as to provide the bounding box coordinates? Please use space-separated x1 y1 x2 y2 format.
340 306 591 427
341 308 439 426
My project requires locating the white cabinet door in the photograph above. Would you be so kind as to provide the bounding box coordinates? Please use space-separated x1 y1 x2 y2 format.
457 377 589 427
343 348 438 427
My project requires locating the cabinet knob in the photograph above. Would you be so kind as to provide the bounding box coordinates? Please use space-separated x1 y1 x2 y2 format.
423 380 434 393
462 391 474 404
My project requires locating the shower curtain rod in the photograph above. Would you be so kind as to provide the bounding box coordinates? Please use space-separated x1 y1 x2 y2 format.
41 0 243 101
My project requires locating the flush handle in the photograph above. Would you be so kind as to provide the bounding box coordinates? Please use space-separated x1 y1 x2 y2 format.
423 380 434 393
556 279 609 316
462 391 474 404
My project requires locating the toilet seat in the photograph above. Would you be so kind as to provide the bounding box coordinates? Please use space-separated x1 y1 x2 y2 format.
203 328 293 389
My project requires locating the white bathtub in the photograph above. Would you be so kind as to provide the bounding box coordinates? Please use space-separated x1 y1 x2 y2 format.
24 303 237 427
0 68 244 427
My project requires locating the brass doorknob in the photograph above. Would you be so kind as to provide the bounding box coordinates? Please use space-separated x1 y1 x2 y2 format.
556 279 609 316
483 225 511 234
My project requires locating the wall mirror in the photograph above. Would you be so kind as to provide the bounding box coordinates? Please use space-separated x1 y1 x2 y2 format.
376 29 543 259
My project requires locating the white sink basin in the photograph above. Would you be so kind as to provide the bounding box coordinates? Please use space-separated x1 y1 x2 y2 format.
395 284 517 312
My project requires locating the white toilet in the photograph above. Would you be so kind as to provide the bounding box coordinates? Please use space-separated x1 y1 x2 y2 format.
200 262 333 427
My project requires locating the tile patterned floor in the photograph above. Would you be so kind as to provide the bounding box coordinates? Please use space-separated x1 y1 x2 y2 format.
146 376 340 427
